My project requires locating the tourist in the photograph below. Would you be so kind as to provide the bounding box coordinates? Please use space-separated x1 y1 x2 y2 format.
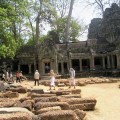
69 68 76 89
48 69 56 90
2 73 5 81
9 72 13 82
19 71 23 81
34 70 40 86
6 71 9 81
16 71 20 83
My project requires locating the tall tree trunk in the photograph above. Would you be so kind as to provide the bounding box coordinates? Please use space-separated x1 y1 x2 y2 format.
65 0 74 70
34 0 43 71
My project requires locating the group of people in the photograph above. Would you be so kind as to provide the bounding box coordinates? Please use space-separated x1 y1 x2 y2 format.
16 71 24 83
2 71 24 83
2 71 13 82
34 67 76 90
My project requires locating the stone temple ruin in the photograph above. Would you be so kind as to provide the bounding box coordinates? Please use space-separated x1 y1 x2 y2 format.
0 3 120 120
0 81 97 120
12 3 120 78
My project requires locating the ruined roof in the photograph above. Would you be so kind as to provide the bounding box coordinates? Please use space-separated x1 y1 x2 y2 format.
96 38 109 44
17 45 35 55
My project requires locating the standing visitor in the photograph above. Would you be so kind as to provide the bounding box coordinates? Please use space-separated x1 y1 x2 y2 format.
19 71 23 81
69 68 76 89
9 72 13 82
2 73 5 81
48 69 56 90
16 71 20 83
34 70 40 86
6 71 9 81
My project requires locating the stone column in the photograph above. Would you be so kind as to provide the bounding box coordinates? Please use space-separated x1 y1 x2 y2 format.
69 59 72 68
61 61 64 74
34 60 36 72
107 56 110 69
116 54 120 69
28 64 32 74
18 64 20 71
42 62 45 74
55 55 58 73
79 59 82 72
90 56 95 70
111 55 115 69
102 56 105 69
38 59 42 74
10 64 13 71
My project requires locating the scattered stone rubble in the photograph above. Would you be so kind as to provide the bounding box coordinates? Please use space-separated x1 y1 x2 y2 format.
39 77 119 87
0 82 97 120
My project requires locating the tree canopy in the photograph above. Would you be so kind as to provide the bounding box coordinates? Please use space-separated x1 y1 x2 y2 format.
0 0 87 58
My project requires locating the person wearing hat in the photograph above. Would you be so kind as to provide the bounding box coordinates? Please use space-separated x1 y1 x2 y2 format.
48 69 56 90
69 68 76 89
34 70 40 86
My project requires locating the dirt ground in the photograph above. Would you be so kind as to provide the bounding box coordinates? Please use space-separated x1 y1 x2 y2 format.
20 78 120 120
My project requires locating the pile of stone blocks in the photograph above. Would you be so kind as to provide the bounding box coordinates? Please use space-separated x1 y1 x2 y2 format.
0 84 97 120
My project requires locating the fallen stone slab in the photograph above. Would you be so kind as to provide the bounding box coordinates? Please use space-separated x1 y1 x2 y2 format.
34 96 58 102
9 87 27 93
60 97 97 111
65 97 97 105
57 83 65 87
74 109 86 120
35 106 61 114
0 91 19 98
0 81 10 92
70 104 85 110
34 102 69 110
71 89 81 94
36 110 79 120
31 89 44 94
9 83 22 88
0 99 17 108
61 94 81 98
0 107 34 120
30 93 56 98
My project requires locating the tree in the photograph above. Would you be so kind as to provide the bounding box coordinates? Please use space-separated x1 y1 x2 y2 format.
64 0 75 70
85 0 120 16
0 0 28 58
51 17 81 42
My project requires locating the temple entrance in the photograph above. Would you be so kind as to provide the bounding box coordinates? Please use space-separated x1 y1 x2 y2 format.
44 62 50 73
21 65 29 74
58 63 61 74
63 62 68 73
72 59 80 72
94 57 102 70
82 59 90 71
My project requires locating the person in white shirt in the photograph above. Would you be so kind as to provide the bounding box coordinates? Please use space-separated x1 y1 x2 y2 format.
48 69 56 90
6 71 9 81
9 72 13 82
69 68 76 89
2 73 5 81
34 70 40 86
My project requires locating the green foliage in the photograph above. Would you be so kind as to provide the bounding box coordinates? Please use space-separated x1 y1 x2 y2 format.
51 17 81 42
0 0 28 58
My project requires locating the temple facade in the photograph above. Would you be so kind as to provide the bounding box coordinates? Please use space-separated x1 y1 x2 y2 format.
16 3 120 76
16 38 120 76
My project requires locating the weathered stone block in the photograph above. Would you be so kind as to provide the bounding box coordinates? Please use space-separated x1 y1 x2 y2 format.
36 110 79 120
35 106 61 114
34 102 69 110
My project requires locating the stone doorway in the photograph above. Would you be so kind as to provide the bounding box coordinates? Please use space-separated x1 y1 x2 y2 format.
72 59 80 72
44 62 50 74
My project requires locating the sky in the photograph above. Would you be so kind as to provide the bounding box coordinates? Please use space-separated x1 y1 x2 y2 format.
42 1 101 41
72 1 101 41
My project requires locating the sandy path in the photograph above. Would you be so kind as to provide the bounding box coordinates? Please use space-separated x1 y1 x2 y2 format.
80 82 120 120
20 80 120 120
